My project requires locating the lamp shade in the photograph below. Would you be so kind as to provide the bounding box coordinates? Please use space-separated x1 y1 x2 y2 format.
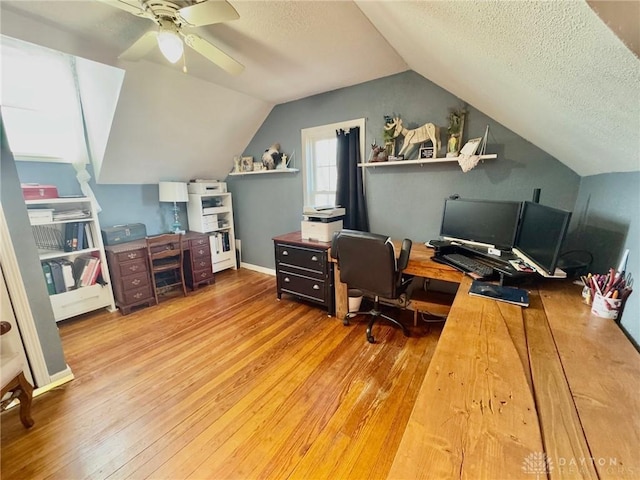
158 181 188 202
157 29 183 64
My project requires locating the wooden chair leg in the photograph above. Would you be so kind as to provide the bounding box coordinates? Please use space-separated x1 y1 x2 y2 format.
16 372 34 428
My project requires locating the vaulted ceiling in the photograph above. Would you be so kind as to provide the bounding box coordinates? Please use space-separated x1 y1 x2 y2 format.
1 1 638 183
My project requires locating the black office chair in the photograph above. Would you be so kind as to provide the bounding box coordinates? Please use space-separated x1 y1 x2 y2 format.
331 229 413 343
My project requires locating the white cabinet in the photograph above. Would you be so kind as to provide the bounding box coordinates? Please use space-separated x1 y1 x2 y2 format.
187 192 237 273
25 197 116 322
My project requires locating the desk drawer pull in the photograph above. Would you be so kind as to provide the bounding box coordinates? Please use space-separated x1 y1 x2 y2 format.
132 279 141 286
311 255 318 262
284 277 290 283
313 284 320 290
282 250 289 256
127 252 138 259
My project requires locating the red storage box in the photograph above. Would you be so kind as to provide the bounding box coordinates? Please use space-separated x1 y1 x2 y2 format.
21 184 59 200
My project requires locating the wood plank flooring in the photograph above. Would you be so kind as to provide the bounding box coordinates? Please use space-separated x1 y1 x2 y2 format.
1 269 442 480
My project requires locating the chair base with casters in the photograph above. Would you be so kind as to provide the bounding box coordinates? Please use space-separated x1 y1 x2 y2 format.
344 294 410 343
1 321 34 428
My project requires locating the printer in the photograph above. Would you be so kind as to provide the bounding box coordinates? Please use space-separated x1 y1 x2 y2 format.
301 206 345 242
187 180 227 194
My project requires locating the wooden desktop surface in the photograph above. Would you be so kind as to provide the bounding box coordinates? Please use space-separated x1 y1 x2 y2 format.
388 276 640 479
306 233 638 476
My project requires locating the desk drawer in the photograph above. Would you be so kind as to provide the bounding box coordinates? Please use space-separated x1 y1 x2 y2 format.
120 271 149 291
278 270 326 303
112 257 148 278
121 285 153 305
189 236 209 248
276 244 326 274
113 248 146 263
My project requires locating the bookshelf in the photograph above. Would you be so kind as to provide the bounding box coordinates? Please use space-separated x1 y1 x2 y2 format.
187 192 237 273
25 197 116 321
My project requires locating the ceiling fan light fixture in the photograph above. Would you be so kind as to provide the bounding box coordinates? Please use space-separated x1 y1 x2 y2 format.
157 28 183 63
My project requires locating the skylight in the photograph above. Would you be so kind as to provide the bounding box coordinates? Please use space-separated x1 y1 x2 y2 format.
0 35 124 170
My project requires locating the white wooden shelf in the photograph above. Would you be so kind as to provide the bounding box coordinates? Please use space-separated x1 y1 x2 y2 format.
228 168 299 176
358 154 497 168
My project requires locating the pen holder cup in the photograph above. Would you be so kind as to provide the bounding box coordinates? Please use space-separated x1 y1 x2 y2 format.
591 293 622 320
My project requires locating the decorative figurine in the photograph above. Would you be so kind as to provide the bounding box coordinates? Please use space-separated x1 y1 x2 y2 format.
262 143 282 170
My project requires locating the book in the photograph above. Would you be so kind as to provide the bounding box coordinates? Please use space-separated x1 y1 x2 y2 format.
41 262 56 295
77 222 85 250
468 280 529 307
58 259 76 291
48 260 67 294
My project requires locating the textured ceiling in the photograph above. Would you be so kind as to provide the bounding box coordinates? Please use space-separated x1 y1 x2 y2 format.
1 0 638 182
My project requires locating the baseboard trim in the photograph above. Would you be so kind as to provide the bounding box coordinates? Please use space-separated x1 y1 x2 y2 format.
240 263 276 276
34 365 75 397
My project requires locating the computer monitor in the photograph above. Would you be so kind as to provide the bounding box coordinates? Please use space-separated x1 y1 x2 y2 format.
514 201 571 276
439 198 522 249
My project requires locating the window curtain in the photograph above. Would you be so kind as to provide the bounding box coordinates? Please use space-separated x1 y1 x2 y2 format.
335 127 369 231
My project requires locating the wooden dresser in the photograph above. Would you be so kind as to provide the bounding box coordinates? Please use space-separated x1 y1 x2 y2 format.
105 232 213 315
273 231 334 315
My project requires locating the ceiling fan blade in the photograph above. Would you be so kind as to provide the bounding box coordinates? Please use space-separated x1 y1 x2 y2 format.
97 0 149 18
177 0 240 27
184 34 244 75
118 30 158 61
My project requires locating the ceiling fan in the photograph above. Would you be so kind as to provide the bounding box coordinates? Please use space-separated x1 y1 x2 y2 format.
102 0 244 75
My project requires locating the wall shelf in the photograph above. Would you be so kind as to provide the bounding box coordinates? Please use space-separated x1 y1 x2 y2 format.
228 168 299 176
358 154 497 168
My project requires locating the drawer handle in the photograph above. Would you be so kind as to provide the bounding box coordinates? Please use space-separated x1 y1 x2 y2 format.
284 277 290 283
129 265 139 272
127 253 138 259
198 249 205 255
199 261 207 267
200 272 208 278
282 250 289 256
313 284 320 290
134 292 143 299
132 279 141 286
311 255 318 262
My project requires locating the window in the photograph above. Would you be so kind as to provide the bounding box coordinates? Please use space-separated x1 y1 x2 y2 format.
1 35 87 163
301 118 365 207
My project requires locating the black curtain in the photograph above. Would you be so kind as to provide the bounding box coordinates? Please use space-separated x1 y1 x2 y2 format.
336 127 369 231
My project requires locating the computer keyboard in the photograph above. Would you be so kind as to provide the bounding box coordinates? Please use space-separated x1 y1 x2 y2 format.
441 253 494 277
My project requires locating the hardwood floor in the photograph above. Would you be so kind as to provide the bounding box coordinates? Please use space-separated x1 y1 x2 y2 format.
1 269 442 479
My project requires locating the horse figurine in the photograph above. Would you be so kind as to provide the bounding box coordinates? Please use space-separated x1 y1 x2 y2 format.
384 117 440 158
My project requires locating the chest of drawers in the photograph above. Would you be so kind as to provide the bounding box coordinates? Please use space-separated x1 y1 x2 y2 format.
105 244 155 315
184 235 214 289
273 232 334 315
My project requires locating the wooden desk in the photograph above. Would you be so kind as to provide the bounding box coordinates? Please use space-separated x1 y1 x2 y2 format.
105 232 213 314
333 241 462 319
388 277 640 478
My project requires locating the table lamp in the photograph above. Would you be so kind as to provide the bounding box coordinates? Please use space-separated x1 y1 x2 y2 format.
158 181 189 233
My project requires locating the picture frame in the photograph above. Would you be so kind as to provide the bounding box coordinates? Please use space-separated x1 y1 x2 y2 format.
241 156 254 172
419 145 434 159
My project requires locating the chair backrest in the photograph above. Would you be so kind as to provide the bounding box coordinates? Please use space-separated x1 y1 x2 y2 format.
146 233 184 269
332 229 411 299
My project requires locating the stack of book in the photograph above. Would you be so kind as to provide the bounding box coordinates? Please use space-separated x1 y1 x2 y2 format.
63 222 96 252
211 231 231 253
41 254 102 295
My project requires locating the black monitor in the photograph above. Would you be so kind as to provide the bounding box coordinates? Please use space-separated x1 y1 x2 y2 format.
439 198 522 249
514 201 571 275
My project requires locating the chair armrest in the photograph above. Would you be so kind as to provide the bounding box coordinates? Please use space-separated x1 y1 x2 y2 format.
397 238 412 271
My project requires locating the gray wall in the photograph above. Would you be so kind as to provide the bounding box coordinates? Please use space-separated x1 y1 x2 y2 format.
572 172 639 344
227 71 580 269
1 120 67 379
15 162 186 236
